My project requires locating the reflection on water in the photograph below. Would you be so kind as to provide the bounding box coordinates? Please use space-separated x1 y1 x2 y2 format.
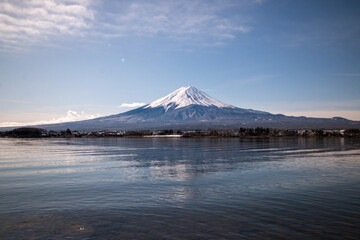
0 137 360 239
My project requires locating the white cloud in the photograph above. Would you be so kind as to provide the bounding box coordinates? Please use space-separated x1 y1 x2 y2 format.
117 102 145 108
0 110 100 127
0 0 261 51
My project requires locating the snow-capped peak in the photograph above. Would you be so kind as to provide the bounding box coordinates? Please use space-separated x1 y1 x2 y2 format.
145 86 233 111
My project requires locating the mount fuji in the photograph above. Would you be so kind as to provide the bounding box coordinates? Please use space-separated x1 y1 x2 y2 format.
11 86 360 130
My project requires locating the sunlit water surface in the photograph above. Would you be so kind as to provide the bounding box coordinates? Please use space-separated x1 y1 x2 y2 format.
0 137 360 239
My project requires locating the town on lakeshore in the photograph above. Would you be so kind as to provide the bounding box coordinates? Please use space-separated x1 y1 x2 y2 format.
1 127 360 138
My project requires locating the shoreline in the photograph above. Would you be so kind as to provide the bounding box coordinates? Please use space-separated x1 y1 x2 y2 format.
1 135 359 139
1 127 359 138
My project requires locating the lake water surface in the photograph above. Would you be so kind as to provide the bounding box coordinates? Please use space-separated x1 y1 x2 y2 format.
0 137 360 239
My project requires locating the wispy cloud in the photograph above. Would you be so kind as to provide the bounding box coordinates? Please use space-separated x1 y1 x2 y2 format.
332 74 360 76
0 0 261 51
0 110 100 127
117 102 145 108
235 74 278 85
0 0 94 51
100 0 255 42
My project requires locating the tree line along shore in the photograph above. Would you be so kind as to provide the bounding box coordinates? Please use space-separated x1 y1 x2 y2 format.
1 127 360 138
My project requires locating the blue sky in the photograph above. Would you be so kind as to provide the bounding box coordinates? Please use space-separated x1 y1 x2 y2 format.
0 0 359 126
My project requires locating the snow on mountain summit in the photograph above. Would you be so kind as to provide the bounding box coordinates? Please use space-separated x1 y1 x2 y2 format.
145 86 233 111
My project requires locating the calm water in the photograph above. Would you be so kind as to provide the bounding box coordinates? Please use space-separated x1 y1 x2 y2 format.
0 137 360 239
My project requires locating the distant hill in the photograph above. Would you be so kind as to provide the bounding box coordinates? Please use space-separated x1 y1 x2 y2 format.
1 127 47 138
2 86 360 131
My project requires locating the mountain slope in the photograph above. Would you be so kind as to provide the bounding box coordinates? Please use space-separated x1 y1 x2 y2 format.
3 86 360 130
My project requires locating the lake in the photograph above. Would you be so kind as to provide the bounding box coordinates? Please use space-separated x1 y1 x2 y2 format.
0 137 359 239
